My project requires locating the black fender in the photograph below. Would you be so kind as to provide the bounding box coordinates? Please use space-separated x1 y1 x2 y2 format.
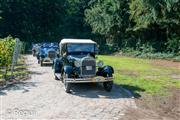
103 65 114 75
54 58 63 73
63 65 73 75
96 65 114 76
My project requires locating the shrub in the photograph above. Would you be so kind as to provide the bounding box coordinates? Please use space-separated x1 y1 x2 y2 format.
0 36 16 67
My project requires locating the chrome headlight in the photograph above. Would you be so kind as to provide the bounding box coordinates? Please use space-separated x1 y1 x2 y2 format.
97 60 104 67
74 60 81 67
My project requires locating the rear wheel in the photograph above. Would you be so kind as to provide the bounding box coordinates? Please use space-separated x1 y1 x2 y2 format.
103 74 113 92
63 72 71 93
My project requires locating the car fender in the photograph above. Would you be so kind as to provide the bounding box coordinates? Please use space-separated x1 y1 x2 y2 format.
54 59 63 73
103 65 114 75
63 65 73 75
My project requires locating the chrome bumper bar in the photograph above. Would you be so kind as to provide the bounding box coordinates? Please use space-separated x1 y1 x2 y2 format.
65 76 113 83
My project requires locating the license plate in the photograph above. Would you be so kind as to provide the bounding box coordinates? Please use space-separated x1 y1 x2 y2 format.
86 66 92 70
95 77 101 81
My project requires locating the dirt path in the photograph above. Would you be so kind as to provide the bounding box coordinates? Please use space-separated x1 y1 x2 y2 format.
0 55 137 119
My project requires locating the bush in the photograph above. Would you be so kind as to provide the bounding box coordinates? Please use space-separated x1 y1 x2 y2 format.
121 47 178 60
99 44 119 54
173 56 180 62
0 36 16 67
167 34 180 53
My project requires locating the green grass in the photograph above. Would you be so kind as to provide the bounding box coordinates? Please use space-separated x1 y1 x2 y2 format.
0 57 28 80
0 69 29 80
0 74 2 79
98 55 180 96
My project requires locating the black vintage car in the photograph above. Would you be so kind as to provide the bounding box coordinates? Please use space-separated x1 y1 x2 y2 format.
37 43 59 66
53 39 114 93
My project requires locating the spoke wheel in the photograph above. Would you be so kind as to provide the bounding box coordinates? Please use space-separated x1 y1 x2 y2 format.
103 74 113 92
63 72 71 93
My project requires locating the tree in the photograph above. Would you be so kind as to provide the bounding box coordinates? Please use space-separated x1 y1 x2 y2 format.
0 0 66 42
85 0 130 47
129 0 180 52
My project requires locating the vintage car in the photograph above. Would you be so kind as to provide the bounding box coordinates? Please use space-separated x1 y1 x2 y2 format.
38 43 59 66
53 39 114 93
32 43 41 56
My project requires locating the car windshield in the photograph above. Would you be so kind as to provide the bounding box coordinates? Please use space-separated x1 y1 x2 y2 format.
67 43 95 53
40 47 56 54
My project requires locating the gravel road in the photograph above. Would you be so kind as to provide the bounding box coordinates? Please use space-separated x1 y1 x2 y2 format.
0 55 137 120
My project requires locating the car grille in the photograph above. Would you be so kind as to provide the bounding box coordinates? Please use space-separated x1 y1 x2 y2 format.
81 58 96 77
48 51 56 59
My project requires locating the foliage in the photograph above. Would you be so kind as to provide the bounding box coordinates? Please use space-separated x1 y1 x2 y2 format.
85 0 180 54
0 0 66 41
121 47 180 60
62 0 93 38
0 36 16 67
0 0 94 42
0 0 179 56
85 0 129 46
129 0 180 53
166 34 180 53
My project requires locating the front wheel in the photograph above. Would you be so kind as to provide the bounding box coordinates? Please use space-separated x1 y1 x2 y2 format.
40 60 43 66
103 73 113 92
55 75 59 80
63 73 71 93
103 81 113 92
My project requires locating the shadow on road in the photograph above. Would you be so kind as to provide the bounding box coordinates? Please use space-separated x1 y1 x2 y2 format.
71 83 144 99
0 91 7 95
0 81 38 95
120 85 145 98
29 71 47 75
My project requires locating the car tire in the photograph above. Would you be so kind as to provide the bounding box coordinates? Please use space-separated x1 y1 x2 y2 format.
63 72 71 93
55 75 59 80
40 60 43 66
103 74 113 92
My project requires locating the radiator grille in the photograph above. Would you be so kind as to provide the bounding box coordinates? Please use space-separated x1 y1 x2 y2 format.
81 59 96 77
48 51 56 59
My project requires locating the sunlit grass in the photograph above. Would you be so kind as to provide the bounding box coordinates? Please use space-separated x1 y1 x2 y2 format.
98 55 180 96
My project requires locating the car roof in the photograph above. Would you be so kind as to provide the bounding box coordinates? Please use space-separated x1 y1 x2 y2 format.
60 39 96 44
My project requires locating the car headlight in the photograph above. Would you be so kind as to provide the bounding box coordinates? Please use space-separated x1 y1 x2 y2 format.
97 61 104 67
74 60 81 67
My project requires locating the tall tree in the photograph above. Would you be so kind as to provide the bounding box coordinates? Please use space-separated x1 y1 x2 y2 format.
129 0 180 52
85 0 130 47
0 0 66 42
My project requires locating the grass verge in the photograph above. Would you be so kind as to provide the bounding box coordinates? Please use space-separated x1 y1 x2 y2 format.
98 55 180 96
0 56 29 81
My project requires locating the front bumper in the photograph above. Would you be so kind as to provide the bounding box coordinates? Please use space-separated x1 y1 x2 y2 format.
65 76 113 83
42 58 53 64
